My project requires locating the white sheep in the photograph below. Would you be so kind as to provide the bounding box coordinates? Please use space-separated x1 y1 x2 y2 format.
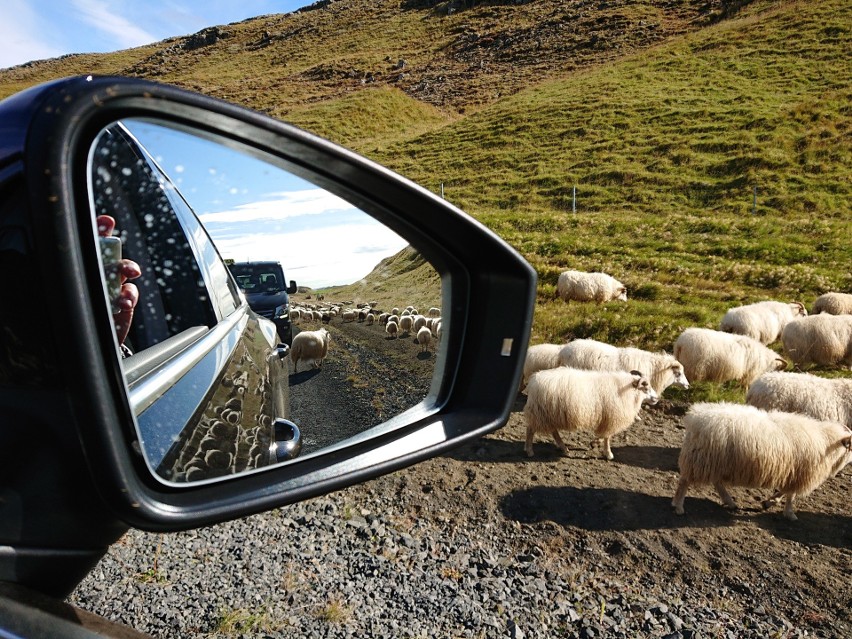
416 326 432 353
385 320 399 339
781 314 852 369
812 292 852 315
719 300 807 344
672 402 852 520
427 307 441 318
673 327 787 388
521 343 567 392
398 314 414 335
523 368 658 461
746 371 852 428
289 327 330 372
341 309 357 322
556 270 627 303
412 314 428 333
557 338 689 396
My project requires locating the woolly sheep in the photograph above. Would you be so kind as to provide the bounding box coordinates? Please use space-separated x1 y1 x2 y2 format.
673 327 787 387
341 309 357 322
557 338 689 395
385 320 399 339
780 314 852 368
521 343 566 391
413 314 428 333
290 327 331 372
556 270 627 304
398 314 414 335
812 292 852 315
719 300 807 345
746 371 852 428
672 402 852 520
523 368 658 460
427 307 441 318
416 326 432 353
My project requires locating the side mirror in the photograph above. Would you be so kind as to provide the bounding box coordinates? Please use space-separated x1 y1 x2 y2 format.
7 75 536 532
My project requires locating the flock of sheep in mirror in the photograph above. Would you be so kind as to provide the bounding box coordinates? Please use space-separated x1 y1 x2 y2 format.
526 271 852 521
287 301 442 372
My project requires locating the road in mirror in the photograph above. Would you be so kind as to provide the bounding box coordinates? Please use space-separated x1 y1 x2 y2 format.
88 118 442 484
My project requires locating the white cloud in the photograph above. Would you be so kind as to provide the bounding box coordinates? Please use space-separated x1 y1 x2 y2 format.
71 0 159 49
199 189 355 225
215 222 409 289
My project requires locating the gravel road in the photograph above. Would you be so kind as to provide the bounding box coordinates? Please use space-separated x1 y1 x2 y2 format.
69 316 851 638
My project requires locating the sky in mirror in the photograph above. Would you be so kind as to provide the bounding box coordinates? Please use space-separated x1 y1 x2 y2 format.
125 120 408 288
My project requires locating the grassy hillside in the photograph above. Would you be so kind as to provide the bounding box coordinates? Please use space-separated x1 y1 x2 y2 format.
314 246 442 312
373 0 851 358
2 0 849 402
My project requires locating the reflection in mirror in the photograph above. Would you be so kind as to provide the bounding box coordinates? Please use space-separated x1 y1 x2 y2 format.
88 119 442 485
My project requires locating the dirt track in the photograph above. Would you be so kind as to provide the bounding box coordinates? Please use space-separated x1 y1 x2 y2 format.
350 390 852 636
286 309 851 635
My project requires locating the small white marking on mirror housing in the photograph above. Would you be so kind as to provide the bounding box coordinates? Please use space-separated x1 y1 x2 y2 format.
501 338 513 357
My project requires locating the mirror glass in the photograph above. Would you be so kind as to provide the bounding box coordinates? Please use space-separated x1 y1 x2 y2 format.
87 119 443 485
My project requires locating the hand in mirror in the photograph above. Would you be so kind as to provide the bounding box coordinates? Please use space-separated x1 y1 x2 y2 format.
97 214 141 351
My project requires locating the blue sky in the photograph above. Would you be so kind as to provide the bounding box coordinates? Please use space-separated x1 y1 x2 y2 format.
2 1 313 70
126 119 408 290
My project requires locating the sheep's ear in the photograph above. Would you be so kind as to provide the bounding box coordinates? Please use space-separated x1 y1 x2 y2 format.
842 436 851 451
775 358 788 371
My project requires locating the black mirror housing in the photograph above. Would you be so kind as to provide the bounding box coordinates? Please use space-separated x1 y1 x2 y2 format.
0 75 535 539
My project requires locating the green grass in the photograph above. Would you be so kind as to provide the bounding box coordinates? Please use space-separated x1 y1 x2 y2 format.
368 0 851 351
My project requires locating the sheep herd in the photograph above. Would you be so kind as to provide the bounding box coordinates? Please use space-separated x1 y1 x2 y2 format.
287 299 442 371
524 271 852 521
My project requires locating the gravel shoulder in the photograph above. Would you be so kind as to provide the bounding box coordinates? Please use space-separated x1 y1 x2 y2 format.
69 317 852 638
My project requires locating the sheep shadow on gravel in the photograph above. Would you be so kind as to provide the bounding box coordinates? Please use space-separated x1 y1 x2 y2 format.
288 368 322 386
754 510 852 550
501 486 730 531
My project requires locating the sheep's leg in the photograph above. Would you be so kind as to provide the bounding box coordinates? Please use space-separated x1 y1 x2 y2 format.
672 476 689 515
551 430 568 453
714 482 738 510
782 494 798 521
524 427 535 457
600 437 614 461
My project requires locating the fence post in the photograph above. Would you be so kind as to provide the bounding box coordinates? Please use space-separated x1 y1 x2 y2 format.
440 183 444 199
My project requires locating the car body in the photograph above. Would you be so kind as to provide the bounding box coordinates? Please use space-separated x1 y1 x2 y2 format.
228 260 297 345
0 75 535 637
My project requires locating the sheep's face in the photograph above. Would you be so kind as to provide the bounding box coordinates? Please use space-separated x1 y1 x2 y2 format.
672 364 689 389
631 373 659 405
616 287 627 302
